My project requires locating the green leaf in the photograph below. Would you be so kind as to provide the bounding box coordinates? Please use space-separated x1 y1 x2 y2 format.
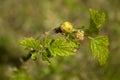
89 8 106 34
90 36 109 65
41 37 53 48
48 38 78 56
20 37 40 51
41 50 51 63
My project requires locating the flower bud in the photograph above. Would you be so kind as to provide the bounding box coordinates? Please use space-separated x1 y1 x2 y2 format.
31 53 37 61
75 30 84 40
60 21 73 33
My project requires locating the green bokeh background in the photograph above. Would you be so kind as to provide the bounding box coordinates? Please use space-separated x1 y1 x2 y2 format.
0 0 120 80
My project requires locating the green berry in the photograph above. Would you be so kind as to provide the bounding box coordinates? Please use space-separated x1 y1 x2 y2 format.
60 21 73 33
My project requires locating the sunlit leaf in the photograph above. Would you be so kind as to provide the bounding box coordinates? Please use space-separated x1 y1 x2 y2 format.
48 38 78 56
88 8 106 34
90 36 109 65
41 37 53 48
20 37 40 51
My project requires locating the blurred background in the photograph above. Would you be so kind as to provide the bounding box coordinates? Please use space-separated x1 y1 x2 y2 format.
0 0 120 80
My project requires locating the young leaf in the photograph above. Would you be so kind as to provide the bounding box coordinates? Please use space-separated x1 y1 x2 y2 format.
48 38 78 56
31 53 37 61
89 36 109 65
41 50 51 63
20 37 40 51
88 8 106 34
41 37 53 48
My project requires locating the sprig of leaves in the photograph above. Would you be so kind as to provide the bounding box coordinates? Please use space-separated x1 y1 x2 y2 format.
20 37 79 63
19 8 109 65
87 9 109 65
